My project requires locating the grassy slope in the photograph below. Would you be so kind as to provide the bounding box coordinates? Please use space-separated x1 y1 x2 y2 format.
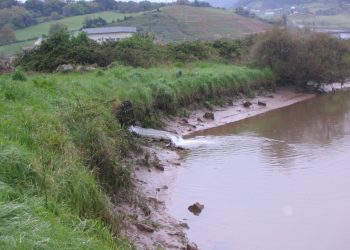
290 14 350 29
0 11 138 56
120 5 270 42
0 62 274 248
0 40 35 56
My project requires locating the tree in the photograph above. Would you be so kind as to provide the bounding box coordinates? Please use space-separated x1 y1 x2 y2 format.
63 2 85 16
251 29 350 87
0 6 36 28
0 24 15 45
0 0 19 9
82 17 107 28
95 0 115 10
24 0 44 15
43 0 65 16
49 22 67 35
176 0 191 5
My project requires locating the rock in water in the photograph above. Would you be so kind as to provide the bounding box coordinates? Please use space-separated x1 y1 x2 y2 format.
203 112 215 120
188 202 204 215
243 101 252 108
258 101 267 106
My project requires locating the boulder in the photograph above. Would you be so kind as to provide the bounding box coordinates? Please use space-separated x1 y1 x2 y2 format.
75 65 84 72
203 112 214 120
56 64 73 73
85 66 96 71
188 202 204 216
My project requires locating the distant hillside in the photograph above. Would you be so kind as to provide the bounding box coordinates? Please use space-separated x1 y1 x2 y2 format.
234 0 350 30
206 0 238 8
236 0 342 9
119 5 270 42
0 11 139 55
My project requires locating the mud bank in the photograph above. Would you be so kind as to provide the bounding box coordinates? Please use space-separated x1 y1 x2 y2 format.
119 86 347 249
165 87 316 136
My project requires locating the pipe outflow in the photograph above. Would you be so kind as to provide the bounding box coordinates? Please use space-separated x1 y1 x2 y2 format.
128 126 210 148
129 126 184 147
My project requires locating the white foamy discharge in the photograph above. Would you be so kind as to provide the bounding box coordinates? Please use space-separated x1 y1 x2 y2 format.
128 126 211 148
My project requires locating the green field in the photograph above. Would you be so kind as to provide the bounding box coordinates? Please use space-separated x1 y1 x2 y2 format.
114 5 271 42
0 40 36 56
0 11 139 56
0 62 274 248
16 11 139 41
290 14 350 29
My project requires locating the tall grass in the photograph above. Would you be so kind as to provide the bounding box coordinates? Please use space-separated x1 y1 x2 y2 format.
0 62 274 247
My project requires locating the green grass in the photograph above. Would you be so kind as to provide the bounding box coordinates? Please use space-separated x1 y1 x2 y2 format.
119 5 271 42
0 40 36 56
0 11 139 56
0 62 274 248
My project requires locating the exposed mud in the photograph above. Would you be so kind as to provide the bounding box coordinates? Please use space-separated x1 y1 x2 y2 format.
164 87 316 136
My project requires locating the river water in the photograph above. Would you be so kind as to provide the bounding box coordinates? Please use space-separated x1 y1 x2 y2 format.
168 91 350 250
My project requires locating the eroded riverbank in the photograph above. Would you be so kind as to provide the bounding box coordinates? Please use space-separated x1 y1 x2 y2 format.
120 87 326 249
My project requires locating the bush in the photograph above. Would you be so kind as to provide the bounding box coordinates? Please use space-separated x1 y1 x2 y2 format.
12 70 27 81
114 34 167 67
250 29 350 87
16 31 104 71
167 40 217 62
211 38 243 61
49 23 68 36
82 17 107 28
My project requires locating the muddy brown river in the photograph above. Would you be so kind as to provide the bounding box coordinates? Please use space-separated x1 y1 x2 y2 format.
168 91 350 250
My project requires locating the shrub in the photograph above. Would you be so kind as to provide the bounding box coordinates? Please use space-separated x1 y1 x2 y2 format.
114 33 167 67
211 38 243 61
12 70 27 81
82 17 107 29
49 23 68 36
250 29 350 87
167 40 217 62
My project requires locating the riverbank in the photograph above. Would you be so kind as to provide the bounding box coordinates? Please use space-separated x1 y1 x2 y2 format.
0 63 274 249
122 87 319 249
165 87 316 136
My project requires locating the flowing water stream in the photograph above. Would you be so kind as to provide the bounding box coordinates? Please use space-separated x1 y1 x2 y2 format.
168 91 350 250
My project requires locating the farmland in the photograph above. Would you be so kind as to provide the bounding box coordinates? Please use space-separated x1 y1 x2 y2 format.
120 5 270 42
